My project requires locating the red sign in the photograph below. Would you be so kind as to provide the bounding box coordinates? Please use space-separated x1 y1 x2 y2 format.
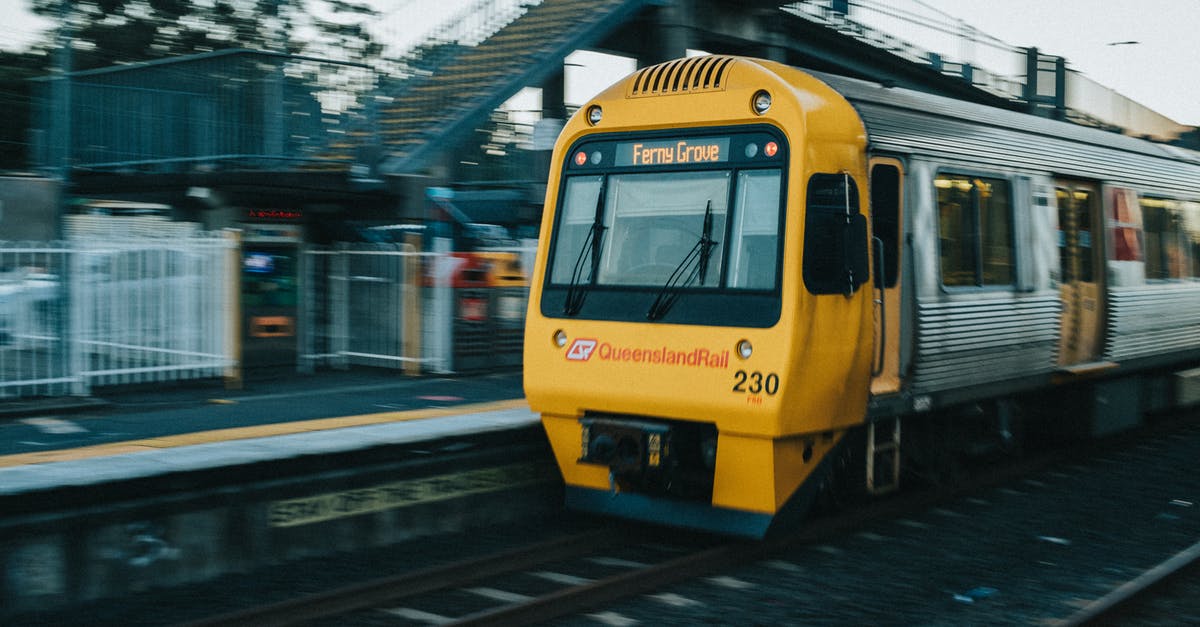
246 209 303 220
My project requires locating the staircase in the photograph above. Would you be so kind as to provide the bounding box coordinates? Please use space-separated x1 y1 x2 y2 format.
367 0 651 176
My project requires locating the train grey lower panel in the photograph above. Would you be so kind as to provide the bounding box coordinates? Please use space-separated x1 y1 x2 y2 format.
911 294 1060 394
1106 284 1200 361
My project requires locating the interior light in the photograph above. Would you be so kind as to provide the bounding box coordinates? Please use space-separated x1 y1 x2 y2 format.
554 330 568 347
737 339 753 359
752 90 772 115
587 105 603 126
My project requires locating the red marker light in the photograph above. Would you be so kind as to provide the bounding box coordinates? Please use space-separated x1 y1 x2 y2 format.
574 151 587 166
764 141 779 157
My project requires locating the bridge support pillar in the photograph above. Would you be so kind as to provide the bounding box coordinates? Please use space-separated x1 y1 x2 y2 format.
646 0 695 64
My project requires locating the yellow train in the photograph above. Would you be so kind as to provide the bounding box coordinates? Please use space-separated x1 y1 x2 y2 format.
523 55 1200 537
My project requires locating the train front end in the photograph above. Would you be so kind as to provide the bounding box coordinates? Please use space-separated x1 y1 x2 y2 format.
524 57 874 537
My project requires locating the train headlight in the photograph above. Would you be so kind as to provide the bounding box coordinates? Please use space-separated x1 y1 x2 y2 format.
751 90 772 115
554 330 568 347
737 339 753 359
586 105 603 126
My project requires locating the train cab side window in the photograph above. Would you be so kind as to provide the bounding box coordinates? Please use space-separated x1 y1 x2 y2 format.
936 174 1013 287
804 173 869 295
549 176 603 284
728 169 782 290
1140 197 1200 280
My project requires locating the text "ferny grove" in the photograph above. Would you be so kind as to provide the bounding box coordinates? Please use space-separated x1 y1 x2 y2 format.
630 140 722 166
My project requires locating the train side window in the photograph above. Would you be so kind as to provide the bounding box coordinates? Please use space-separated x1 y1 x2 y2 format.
548 176 603 284
870 164 900 288
1140 197 1198 280
728 169 781 290
936 174 1013 287
804 173 869 295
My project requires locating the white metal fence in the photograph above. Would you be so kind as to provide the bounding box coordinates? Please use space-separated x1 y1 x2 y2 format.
299 243 425 373
3 234 531 400
301 241 535 375
0 244 71 398
0 234 237 399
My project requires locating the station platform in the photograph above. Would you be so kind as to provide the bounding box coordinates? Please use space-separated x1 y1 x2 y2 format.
0 369 533 497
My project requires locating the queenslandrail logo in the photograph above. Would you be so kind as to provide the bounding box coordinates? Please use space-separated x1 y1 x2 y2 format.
565 338 598 361
565 338 729 369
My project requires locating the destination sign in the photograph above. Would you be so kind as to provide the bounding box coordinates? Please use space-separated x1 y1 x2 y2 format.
616 137 730 167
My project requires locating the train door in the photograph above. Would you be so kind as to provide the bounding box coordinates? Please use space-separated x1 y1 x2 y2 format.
1054 180 1105 366
869 159 904 395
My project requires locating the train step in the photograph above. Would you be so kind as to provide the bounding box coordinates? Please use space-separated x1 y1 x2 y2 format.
866 416 901 495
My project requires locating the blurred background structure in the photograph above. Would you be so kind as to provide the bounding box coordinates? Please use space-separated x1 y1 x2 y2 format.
0 0 1196 398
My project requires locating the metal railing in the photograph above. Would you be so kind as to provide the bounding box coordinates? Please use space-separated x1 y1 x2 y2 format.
301 242 535 376
300 243 426 374
34 49 378 173
0 245 73 398
0 233 237 399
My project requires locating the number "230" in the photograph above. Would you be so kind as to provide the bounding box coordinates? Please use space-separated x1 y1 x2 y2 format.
732 370 779 395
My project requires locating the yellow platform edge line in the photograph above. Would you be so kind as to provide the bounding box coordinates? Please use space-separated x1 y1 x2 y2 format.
0 398 531 469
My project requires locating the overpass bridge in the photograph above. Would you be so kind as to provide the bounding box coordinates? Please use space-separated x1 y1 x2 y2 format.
44 0 1169 210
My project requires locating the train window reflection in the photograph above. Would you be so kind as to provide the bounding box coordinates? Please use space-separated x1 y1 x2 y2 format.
549 176 603 284
936 174 1013 288
804 173 868 295
597 170 730 286
728 169 781 289
1141 197 1200 280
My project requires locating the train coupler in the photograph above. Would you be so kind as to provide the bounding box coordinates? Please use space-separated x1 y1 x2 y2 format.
579 416 715 500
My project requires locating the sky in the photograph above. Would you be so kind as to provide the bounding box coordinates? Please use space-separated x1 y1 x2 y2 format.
1 0 1196 126
896 0 1200 125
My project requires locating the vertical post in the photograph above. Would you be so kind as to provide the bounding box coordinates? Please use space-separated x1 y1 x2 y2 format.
67 244 86 395
332 244 349 369
296 244 311 374
224 229 244 389
402 233 423 376
1053 55 1067 120
1023 46 1041 114
649 0 692 64
51 0 73 238
263 56 285 163
262 0 285 163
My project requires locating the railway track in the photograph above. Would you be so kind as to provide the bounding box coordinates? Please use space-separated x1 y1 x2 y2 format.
179 436 1081 627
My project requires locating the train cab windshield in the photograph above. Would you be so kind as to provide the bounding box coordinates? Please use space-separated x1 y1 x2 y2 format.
542 127 787 327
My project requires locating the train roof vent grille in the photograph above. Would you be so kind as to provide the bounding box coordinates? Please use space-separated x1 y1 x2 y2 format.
628 56 737 98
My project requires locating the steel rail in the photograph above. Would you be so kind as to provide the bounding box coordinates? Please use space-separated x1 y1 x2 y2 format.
1056 538 1200 626
174 527 627 627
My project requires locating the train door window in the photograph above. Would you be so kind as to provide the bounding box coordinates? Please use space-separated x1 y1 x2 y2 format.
549 175 603 284
870 164 900 288
936 174 1013 287
1055 187 1097 283
1140 197 1197 280
1190 202 1200 278
804 173 869 295
727 169 782 290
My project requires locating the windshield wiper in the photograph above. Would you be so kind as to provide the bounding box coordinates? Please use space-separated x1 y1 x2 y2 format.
646 201 717 321
563 188 607 316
